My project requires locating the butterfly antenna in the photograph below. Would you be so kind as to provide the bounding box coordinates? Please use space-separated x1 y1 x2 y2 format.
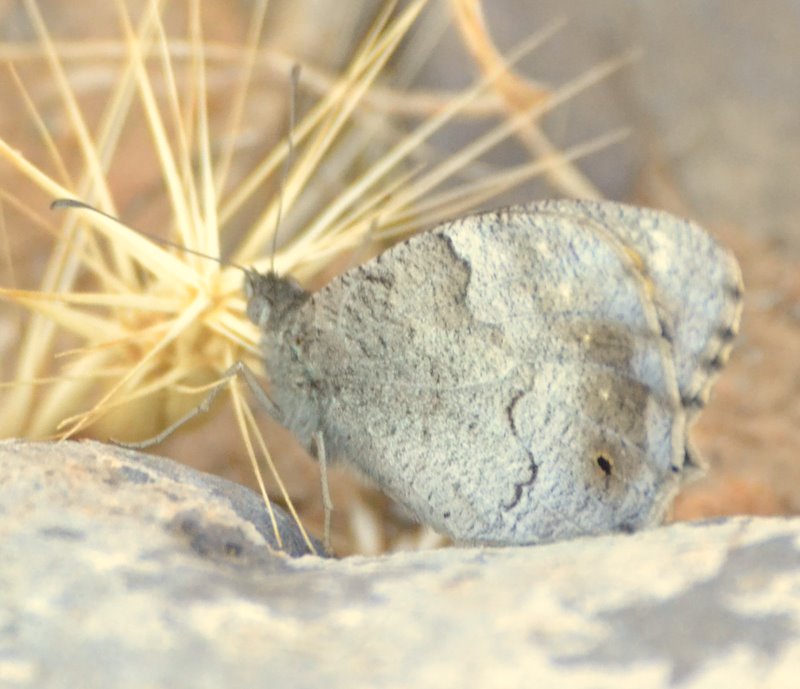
270 63 301 275
50 198 248 272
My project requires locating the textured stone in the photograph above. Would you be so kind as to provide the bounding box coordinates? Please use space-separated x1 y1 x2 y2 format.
1 440 798 688
0 438 319 558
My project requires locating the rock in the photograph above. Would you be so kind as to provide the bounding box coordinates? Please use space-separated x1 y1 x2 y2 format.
1 439 798 688
0 438 319 558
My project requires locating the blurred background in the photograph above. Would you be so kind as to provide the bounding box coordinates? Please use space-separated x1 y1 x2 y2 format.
0 0 797 554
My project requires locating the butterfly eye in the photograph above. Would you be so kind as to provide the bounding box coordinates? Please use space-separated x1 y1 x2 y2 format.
595 453 614 477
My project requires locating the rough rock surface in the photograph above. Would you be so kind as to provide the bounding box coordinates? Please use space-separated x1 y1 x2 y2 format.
0 438 319 557
1 440 798 688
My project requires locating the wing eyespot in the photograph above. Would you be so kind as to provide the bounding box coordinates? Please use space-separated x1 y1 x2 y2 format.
595 453 614 477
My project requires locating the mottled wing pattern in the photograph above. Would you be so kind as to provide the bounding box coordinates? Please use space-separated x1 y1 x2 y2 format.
528 201 743 416
265 203 693 544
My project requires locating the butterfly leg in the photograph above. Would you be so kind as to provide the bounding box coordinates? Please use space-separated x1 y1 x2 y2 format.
312 430 333 553
113 361 280 449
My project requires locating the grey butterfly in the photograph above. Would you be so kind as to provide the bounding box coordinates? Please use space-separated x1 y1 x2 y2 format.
245 200 743 546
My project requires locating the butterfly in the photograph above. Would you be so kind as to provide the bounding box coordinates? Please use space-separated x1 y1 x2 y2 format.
245 200 742 546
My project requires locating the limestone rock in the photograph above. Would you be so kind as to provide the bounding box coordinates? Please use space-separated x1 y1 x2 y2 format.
0 438 319 558
1 440 798 688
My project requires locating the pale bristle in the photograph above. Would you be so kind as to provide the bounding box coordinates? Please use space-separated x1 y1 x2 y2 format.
0 0 622 554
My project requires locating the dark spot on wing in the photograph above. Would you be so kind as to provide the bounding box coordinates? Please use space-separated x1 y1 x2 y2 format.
681 394 705 411
725 282 744 301
596 453 613 477
658 318 674 344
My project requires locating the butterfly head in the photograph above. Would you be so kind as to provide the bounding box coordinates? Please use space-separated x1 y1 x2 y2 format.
244 269 310 331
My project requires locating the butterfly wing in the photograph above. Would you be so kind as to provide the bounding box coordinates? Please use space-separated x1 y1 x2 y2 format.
263 204 688 544
528 200 743 415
